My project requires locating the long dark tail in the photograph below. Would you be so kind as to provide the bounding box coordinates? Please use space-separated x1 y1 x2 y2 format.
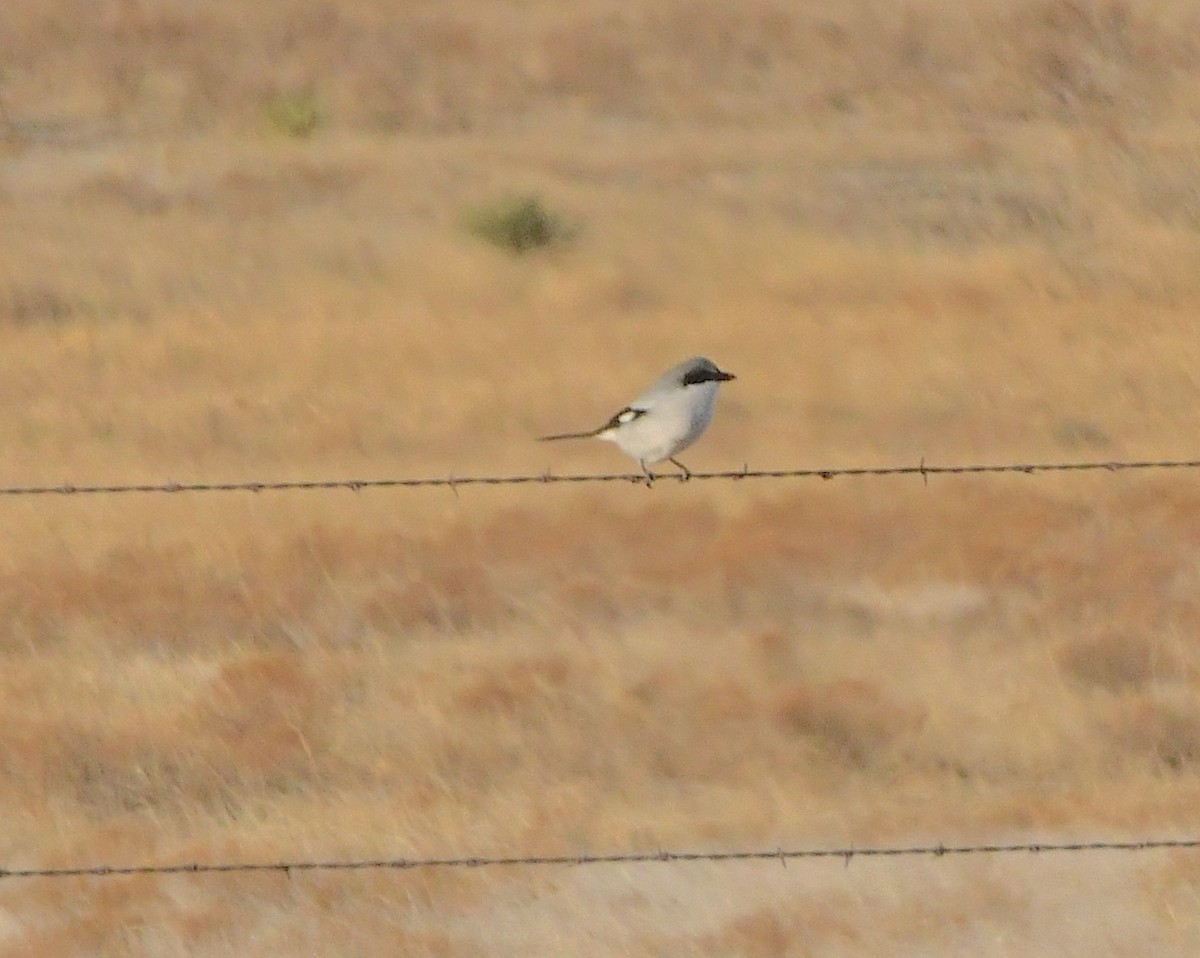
537 430 599 441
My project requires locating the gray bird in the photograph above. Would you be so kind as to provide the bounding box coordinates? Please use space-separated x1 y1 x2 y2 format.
539 356 735 482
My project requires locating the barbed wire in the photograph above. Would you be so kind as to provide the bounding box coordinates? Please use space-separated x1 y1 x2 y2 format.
3 456 1200 498
4 466 1196 880
2 837 1195 881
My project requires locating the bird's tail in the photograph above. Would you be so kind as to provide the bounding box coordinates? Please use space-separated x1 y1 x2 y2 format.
537 430 600 442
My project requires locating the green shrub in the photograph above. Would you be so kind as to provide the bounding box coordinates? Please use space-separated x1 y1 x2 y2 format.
465 195 576 254
265 90 322 140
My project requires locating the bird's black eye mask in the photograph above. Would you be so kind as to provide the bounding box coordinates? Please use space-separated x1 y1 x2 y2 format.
682 366 733 386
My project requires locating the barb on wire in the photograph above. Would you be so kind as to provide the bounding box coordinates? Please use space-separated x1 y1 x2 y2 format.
1 837 1195 881
2 457 1200 498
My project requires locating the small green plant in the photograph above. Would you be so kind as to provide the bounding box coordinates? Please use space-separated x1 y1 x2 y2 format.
465 195 575 254
264 89 322 140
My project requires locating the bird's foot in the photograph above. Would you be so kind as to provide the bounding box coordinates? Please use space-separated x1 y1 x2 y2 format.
669 458 692 482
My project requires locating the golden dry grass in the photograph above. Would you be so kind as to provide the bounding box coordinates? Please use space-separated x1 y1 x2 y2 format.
4 0 1200 954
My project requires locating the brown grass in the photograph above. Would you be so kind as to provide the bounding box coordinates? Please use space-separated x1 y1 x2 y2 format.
3 0 1200 954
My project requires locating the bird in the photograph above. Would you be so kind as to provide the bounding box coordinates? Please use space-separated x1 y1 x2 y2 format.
538 356 735 483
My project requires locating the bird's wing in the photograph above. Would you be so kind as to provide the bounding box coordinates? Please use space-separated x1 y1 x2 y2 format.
538 406 646 441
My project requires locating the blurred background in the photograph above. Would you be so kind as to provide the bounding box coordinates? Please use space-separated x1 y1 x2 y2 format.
3 1 1200 954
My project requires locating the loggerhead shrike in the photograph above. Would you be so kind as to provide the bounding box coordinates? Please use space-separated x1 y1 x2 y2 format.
539 356 735 482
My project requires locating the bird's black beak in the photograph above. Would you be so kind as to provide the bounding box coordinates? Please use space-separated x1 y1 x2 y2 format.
717 370 735 382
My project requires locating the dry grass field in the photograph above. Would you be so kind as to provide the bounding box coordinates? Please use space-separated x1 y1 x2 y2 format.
3 0 1200 954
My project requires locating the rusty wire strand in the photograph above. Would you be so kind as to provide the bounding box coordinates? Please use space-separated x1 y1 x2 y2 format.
3 457 1200 498
1 837 1195 881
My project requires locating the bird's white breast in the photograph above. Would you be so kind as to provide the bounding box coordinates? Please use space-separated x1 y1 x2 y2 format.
609 381 719 464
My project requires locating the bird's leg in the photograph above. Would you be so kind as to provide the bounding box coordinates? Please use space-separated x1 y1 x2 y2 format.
639 460 655 486
669 457 691 481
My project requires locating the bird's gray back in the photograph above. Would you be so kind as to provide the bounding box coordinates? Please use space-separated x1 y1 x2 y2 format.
632 356 714 407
